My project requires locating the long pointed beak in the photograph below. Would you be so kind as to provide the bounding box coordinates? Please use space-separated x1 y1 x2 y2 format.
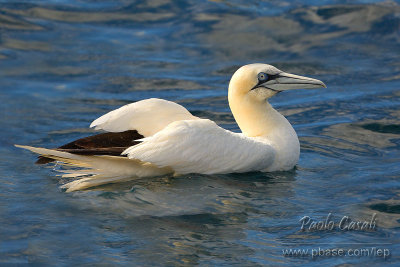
262 72 326 91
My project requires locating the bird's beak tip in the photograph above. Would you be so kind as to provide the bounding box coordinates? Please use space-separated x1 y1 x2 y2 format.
272 72 327 91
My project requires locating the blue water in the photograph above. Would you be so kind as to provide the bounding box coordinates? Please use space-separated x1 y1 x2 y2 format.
1 0 399 265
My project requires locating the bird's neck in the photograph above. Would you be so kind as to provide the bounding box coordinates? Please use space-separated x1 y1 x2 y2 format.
229 96 290 138
229 96 300 170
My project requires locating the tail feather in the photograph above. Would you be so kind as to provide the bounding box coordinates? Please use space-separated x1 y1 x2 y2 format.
60 174 137 192
15 145 172 192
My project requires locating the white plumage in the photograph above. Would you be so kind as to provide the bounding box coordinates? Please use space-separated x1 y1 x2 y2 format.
90 98 199 136
123 119 275 174
17 63 326 192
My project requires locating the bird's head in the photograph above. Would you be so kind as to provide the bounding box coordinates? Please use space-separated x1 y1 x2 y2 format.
228 63 326 102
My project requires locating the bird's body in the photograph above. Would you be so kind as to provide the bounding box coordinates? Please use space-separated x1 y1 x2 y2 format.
17 63 325 192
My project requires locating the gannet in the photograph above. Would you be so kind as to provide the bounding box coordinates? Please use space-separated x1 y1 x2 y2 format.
17 63 326 192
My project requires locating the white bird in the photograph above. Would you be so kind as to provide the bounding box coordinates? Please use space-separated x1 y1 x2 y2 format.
16 63 326 192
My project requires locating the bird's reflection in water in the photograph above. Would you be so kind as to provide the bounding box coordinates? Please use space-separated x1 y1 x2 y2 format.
72 171 297 265
77 170 297 216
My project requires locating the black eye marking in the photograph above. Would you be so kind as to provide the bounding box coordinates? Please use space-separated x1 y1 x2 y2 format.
258 72 269 82
251 72 280 90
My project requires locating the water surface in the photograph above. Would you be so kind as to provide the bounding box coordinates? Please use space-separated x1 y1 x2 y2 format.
1 0 399 265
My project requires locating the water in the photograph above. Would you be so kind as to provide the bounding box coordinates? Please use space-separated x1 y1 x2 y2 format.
1 0 399 265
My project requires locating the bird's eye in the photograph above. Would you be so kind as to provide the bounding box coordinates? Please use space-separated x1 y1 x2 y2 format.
258 72 269 82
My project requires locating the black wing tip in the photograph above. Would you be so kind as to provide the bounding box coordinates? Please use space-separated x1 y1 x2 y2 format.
36 156 55 164
30 130 144 164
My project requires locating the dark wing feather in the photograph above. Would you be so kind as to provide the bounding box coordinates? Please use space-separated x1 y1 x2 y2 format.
36 130 143 164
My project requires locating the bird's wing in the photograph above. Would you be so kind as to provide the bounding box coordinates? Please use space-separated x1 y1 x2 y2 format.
90 98 199 137
123 119 276 174
37 99 197 163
